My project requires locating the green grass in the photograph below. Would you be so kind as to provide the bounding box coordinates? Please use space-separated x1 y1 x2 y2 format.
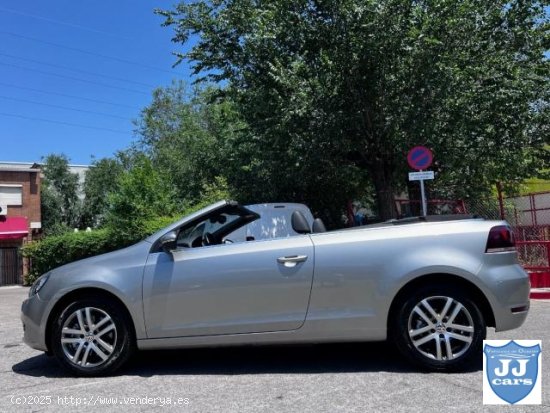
520 178 550 195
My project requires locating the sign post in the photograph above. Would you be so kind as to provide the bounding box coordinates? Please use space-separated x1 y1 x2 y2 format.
407 146 434 217
420 176 427 217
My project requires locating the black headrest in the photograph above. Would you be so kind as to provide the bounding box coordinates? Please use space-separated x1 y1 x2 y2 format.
312 218 327 233
291 210 311 234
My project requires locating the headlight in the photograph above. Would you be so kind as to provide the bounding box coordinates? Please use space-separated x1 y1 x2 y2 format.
29 273 50 297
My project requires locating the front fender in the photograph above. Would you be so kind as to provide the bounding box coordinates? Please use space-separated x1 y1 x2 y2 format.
35 242 150 342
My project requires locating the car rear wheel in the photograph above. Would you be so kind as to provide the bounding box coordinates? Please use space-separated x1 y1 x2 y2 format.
391 285 486 371
51 296 134 376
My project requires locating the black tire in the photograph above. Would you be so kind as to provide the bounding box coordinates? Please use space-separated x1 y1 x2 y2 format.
51 296 134 377
390 285 486 372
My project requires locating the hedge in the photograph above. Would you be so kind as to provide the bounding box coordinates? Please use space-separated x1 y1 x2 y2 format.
22 215 180 284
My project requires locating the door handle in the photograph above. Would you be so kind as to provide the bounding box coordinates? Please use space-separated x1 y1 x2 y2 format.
277 255 308 267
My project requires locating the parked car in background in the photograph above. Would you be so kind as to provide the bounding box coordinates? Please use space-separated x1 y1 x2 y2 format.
22 200 530 376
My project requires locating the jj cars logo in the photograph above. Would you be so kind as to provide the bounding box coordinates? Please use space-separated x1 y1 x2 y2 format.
483 340 542 405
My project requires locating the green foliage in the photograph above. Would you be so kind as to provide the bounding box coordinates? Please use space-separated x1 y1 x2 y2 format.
140 215 180 237
159 0 549 220
106 155 179 241
22 229 115 284
41 154 82 234
198 176 232 206
134 81 242 205
136 79 359 226
81 157 123 228
520 179 550 195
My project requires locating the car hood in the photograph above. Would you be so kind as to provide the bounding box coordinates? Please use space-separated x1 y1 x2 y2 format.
38 241 152 301
55 241 150 273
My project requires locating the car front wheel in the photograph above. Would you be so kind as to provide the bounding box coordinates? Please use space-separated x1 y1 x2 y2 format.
391 286 486 371
51 296 134 376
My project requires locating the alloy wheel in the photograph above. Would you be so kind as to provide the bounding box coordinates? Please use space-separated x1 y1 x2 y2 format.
407 296 474 361
60 307 117 368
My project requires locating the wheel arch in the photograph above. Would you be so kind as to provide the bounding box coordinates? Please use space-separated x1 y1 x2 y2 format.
387 273 495 330
45 287 137 353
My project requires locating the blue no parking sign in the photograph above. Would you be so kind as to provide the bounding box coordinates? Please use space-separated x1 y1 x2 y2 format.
407 146 433 170
406 146 434 217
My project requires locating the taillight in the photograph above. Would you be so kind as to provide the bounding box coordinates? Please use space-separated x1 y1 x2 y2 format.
486 225 515 253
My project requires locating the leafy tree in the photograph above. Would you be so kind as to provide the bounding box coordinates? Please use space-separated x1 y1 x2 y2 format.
158 0 549 220
106 155 179 241
81 157 123 228
137 78 364 226
199 175 232 206
134 81 244 203
41 154 81 234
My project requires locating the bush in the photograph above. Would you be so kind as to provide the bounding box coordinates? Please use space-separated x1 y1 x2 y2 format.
22 229 114 284
22 215 180 284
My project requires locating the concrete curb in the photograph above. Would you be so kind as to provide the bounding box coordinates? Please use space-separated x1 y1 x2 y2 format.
530 288 550 300
529 272 550 288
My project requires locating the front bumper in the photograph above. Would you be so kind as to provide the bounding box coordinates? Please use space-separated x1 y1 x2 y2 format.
21 293 49 352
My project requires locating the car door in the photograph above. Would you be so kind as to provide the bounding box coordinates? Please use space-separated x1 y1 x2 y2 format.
142 235 315 338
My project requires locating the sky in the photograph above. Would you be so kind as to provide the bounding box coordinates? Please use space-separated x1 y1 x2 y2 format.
0 0 194 165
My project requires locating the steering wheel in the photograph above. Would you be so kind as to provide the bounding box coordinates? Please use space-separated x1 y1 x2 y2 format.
202 232 216 246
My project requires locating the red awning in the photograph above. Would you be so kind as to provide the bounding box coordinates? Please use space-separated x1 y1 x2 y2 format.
0 216 28 240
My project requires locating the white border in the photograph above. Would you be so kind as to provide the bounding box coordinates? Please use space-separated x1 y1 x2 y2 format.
483 340 542 405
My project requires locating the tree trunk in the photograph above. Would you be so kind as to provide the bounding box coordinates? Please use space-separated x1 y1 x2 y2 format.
371 163 397 221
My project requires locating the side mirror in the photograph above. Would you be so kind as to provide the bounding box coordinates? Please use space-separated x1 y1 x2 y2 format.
159 231 178 253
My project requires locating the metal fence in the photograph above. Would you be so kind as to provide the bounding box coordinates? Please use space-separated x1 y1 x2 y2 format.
399 189 550 284
462 191 550 286
395 198 466 217
504 191 550 284
0 248 22 286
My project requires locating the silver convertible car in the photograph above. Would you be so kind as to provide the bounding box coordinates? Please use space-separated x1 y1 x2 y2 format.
21 200 530 376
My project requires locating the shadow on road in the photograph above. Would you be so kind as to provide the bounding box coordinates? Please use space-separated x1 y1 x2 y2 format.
12 341 482 378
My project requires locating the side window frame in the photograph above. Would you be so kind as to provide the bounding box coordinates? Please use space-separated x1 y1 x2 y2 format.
151 205 260 253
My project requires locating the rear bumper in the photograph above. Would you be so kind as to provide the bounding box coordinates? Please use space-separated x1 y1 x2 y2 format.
478 255 530 332
494 301 529 332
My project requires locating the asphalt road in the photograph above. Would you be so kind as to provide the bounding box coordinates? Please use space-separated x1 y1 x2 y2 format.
1 286 548 412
